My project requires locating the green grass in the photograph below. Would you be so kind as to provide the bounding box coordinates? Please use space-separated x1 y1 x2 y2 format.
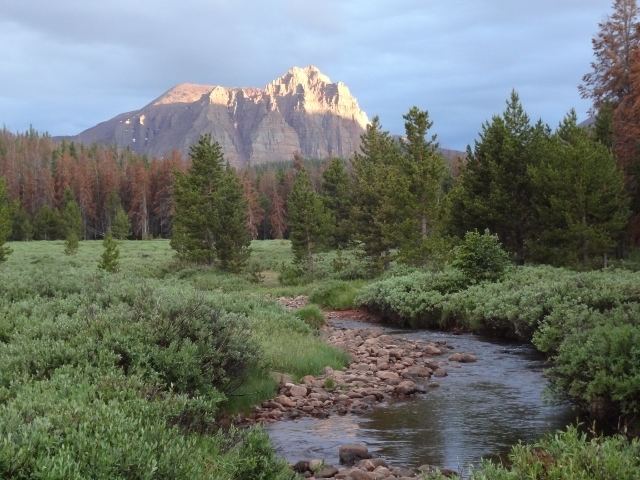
310 279 365 310
3 240 349 408
294 304 325 330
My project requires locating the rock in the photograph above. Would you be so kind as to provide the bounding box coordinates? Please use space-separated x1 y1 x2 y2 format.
289 385 308 397
375 371 401 384
424 345 442 355
275 395 296 408
449 352 477 363
293 460 310 473
406 365 431 377
346 470 373 480
316 465 340 478
394 380 418 395
308 459 324 471
433 368 448 377
339 444 371 466
372 465 392 479
301 375 317 385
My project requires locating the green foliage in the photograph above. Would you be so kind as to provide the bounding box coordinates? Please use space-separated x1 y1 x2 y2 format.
98 233 120 273
111 204 131 240
448 91 548 262
33 204 64 240
451 230 511 282
61 188 83 255
294 304 325 330
356 269 469 328
310 280 360 310
321 158 352 247
288 167 331 270
534 303 640 417
171 135 251 271
471 427 640 480
10 201 32 241
0 178 11 263
351 117 403 271
64 231 79 255
397 107 448 264
527 111 629 266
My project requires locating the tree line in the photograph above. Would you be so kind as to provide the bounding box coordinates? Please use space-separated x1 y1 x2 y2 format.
1 0 638 271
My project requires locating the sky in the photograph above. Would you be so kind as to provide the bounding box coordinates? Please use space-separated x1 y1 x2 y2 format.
0 0 613 150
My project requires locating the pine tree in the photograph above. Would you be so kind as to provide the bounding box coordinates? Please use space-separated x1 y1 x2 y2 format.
320 158 352 247
10 201 32 241
398 107 447 263
580 0 640 108
288 166 331 270
171 134 251 270
214 166 251 272
448 91 548 262
528 111 630 265
0 178 12 263
351 117 404 270
62 188 82 255
111 205 131 240
98 233 120 273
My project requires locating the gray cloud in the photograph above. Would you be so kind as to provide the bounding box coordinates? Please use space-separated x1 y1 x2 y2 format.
0 0 611 149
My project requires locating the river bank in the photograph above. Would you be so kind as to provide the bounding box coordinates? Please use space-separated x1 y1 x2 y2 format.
242 302 487 478
250 300 576 479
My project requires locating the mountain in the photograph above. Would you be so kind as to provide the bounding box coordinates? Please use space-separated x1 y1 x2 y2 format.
65 66 369 167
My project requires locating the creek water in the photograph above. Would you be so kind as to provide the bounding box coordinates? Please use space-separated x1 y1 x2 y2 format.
266 318 576 475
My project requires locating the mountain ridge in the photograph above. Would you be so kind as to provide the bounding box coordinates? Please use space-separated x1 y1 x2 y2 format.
63 66 370 167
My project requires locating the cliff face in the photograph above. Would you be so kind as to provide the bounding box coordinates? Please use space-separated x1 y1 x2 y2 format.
70 66 369 166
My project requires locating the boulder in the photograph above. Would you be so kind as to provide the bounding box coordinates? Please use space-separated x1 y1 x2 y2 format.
275 395 296 408
449 352 477 363
316 465 340 478
394 380 418 395
289 385 308 397
339 444 371 466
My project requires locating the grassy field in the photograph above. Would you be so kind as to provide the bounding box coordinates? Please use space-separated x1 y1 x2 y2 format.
0 239 353 479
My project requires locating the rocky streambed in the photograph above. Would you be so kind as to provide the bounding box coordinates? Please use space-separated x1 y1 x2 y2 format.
247 303 575 479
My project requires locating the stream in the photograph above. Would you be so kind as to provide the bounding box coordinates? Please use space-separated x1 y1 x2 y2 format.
266 318 576 475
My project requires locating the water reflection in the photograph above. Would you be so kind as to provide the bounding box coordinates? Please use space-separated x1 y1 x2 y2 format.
267 322 576 473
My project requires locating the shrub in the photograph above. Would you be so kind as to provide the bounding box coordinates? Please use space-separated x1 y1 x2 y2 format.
451 230 511 282
310 280 360 310
294 304 325 330
471 426 640 479
356 269 468 328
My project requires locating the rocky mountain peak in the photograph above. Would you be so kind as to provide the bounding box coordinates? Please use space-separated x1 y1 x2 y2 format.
68 66 370 166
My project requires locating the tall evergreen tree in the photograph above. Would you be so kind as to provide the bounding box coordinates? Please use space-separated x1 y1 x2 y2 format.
351 117 404 270
171 135 251 270
287 166 330 270
448 91 548 262
398 107 447 263
61 188 83 255
214 166 251 272
320 158 352 247
0 178 12 263
528 111 630 265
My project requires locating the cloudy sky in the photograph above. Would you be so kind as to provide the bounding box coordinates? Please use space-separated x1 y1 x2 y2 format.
0 0 612 149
